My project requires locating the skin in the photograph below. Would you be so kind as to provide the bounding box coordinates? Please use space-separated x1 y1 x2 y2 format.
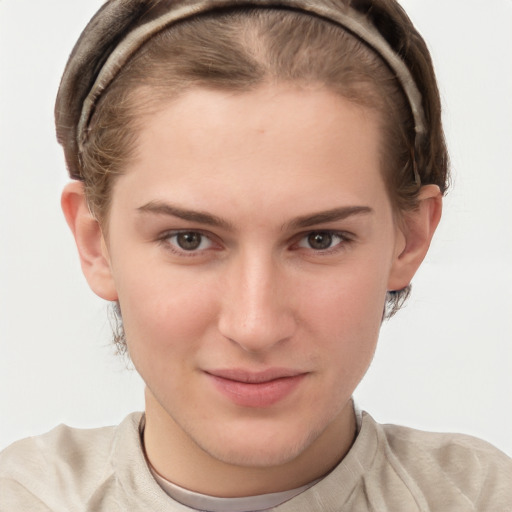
63 84 441 497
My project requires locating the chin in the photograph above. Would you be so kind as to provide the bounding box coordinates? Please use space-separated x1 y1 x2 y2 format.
200 437 307 468
192 416 329 468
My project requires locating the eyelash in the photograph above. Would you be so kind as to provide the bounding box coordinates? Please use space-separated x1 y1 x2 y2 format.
157 229 353 257
158 230 218 256
294 231 352 255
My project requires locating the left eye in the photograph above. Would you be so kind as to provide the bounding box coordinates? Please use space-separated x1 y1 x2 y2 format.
167 231 213 252
297 231 345 251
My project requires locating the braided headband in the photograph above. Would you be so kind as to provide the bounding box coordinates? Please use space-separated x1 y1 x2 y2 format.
59 0 426 182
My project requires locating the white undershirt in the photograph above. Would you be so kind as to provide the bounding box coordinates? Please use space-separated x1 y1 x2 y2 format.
150 466 320 512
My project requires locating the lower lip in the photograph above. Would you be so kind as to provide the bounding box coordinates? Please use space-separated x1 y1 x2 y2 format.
206 374 306 408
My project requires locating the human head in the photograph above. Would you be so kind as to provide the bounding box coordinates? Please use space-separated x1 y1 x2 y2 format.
60 84 442 484
57 0 446 481
56 0 449 322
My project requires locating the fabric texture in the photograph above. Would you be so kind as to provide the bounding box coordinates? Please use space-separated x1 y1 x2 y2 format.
1 412 511 511
149 467 319 511
55 0 427 180
72 0 426 152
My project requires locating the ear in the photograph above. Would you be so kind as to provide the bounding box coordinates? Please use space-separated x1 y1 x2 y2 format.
387 185 443 291
61 181 118 301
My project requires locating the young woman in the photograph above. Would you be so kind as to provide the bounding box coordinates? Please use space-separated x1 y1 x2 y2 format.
1 0 511 510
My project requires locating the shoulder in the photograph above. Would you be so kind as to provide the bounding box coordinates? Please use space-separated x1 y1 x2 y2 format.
380 417 512 477
0 412 143 511
367 413 512 509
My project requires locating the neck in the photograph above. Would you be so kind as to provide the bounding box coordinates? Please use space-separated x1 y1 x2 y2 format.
143 388 356 497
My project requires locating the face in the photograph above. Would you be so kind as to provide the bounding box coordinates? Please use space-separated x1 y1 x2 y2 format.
103 85 406 471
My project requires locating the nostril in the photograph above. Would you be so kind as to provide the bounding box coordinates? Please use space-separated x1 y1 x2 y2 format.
218 308 296 354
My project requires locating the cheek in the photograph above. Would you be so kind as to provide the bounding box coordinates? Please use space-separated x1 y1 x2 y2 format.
114 263 220 362
300 258 389 366
304 254 389 322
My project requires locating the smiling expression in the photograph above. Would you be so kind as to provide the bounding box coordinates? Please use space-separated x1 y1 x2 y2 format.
98 83 409 490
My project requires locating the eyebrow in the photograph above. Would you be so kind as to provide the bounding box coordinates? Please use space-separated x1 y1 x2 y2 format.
137 201 373 231
137 201 235 230
287 206 374 230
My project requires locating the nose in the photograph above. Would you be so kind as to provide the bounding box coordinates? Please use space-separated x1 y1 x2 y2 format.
218 251 296 353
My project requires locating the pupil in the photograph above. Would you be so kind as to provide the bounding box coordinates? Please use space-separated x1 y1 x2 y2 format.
177 232 201 250
308 232 332 250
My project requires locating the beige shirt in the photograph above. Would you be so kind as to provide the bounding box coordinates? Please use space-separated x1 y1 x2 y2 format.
1 412 511 511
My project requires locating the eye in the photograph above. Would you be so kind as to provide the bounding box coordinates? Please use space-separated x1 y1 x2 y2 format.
164 231 214 252
297 231 347 251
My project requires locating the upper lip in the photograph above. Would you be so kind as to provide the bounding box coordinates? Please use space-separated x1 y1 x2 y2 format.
204 368 306 383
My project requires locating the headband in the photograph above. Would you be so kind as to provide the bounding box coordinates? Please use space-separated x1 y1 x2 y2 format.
57 0 426 183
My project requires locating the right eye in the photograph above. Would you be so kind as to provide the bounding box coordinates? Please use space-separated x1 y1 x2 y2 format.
162 231 215 253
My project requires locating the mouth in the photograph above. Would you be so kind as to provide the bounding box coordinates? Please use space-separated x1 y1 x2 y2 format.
204 368 308 408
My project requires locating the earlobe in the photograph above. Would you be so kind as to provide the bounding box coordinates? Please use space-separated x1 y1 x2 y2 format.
61 181 118 301
387 185 443 292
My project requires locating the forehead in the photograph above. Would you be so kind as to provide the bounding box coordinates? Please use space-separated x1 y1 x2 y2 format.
114 84 389 220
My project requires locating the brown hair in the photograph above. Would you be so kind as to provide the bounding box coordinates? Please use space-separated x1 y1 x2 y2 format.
59 1 449 329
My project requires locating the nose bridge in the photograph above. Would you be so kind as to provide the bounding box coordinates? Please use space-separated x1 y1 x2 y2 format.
218 247 295 352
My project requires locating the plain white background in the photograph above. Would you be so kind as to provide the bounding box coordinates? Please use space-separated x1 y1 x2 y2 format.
0 1 511 455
